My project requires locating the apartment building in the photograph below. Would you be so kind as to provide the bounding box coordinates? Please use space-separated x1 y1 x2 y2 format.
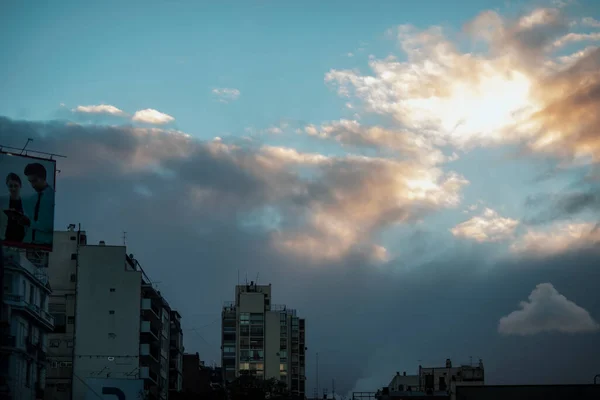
45 230 183 400
44 228 86 400
419 358 484 395
168 310 184 396
1 247 55 400
221 282 306 398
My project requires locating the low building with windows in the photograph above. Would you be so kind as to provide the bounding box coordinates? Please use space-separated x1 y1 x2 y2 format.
1 247 54 400
221 282 306 398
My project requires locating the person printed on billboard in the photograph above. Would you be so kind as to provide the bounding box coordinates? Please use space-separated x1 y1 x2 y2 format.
0 172 26 242
19 162 55 245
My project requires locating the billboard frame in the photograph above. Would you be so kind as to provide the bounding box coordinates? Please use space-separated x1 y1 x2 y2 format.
0 143 65 253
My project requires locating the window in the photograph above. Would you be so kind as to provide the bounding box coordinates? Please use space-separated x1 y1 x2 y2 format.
250 313 264 323
67 340 74 348
49 340 60 348
70 274 76 282
29 284 34 304
52 314 66 334
109 310 115 315
3 273 12 293
280 363 287 372
110 288 115 292
240 313 250 325
279 350 287 360
108 333 116 339
67 316 75 324
70 235 76 241
51 361 58 368
239 362 250 371
70 253 77 261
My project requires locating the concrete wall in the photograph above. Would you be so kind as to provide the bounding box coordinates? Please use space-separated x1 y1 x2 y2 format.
264 311 281 381
238 292 265 313
72 245 142 400
46 230 80 400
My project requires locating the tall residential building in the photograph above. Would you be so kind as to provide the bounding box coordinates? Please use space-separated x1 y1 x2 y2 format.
45 230 183 400
45 228 87 399
221 282 306 398
168 310 184 396
1 247 55 400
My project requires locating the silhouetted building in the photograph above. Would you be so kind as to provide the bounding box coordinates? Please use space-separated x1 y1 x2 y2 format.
1 247 54 400
45 231 182 400
455 384 600 400
221 282 306 397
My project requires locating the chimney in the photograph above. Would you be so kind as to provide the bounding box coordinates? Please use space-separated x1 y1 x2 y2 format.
99 240 106 246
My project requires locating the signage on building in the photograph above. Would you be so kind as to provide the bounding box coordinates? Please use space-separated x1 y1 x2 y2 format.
0 151 56 251
84 378 144 400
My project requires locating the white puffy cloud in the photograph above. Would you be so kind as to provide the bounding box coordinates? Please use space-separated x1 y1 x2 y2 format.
72 104 126 116
212 88 241 103
131 108 175 125
498 283 600 335
451 208 519 242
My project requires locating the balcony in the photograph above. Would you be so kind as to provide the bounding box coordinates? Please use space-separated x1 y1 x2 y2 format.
140 344 160 363
3 294 54 330
140 321 160 341
141 298 161 320
140 366 159 384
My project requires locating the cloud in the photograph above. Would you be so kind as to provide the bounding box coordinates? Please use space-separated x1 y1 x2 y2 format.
451 208 519 242
524 185 600 224
0 116 466 264
324 7 600 164
132 108 175 125
304 120 448 165
581 17 600 28
498 283 600 335
511 222 600 256
212 88 241 103
72 104 126 116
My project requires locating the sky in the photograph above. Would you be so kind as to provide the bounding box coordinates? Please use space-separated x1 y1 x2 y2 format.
2 0 600 395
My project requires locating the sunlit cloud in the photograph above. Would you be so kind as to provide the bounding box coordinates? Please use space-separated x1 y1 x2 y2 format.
511 222 600 256
498 283 600 335
325 6 600 164
72 104 127 116
132 108 175 125
451 208 519 243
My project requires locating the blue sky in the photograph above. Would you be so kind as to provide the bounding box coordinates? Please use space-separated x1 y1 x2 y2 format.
2 0 600 394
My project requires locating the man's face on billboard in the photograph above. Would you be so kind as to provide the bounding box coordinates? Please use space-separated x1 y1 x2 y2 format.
27 174 46 192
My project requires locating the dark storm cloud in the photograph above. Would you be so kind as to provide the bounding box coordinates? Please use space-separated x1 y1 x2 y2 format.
524 183 600 224
1 116 599 394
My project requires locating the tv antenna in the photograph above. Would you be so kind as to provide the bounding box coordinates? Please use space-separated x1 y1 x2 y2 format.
21 138 33 154
122 231 127 246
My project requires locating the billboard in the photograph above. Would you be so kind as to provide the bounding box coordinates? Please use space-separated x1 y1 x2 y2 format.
84 378 145 400
0 151 56 251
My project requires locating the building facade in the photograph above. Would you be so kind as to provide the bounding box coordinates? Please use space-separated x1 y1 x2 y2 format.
221 282 306 398
1 247 55 400
44 229 86 400
168 311 184 396
44 230 182 400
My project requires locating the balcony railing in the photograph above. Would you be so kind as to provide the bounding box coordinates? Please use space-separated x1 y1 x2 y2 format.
4 295 54 327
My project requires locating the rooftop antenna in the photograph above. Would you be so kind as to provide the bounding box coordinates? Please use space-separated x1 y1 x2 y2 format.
245 272 248 285
122 231 127 246
20 138 33 155
255 272 260 285
237 269 240 285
